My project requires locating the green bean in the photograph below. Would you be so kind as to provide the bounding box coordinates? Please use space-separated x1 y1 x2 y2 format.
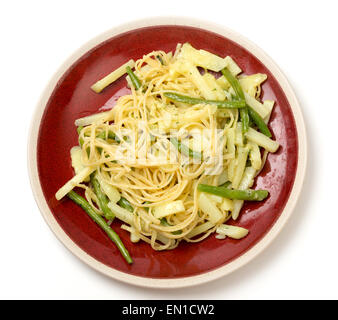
77 126 84 147
90 173 115 220
240 108 250 134
96 130 121 143
170 137 202 160
221 68 249 133
160 218 182 235
247 107 272 137
221 68 245 100
67 191 132 264
144 202 182 235
126 66 142 90
77 128 120 159
164 92 246 109
77 126 92 157
78 126 121 144
219 181 231 188
197 184 269 201
143 201 151 212
156 55 164 65
118 197 134 213
221 67 271 136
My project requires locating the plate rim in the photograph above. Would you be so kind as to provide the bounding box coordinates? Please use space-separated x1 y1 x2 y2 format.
27 16 307 289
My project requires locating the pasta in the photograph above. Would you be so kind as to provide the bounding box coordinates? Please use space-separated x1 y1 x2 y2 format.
55 43 279 259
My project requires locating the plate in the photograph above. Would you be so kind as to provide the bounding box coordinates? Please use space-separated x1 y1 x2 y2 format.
28 17 307 288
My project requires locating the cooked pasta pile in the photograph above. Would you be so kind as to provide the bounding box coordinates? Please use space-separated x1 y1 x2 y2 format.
56 43 279 258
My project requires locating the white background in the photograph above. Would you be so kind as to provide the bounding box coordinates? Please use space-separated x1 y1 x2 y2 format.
1 0 337 299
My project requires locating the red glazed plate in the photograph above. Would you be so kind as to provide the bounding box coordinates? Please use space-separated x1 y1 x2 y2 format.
28 18 307 288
